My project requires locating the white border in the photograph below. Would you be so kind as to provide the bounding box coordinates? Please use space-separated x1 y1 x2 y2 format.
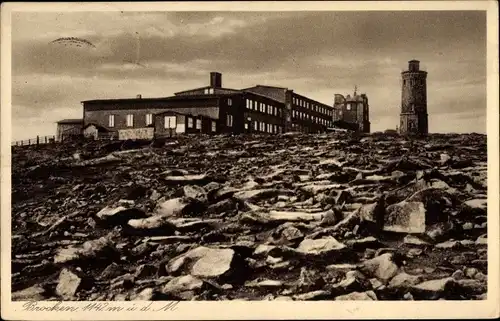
1 1 499 320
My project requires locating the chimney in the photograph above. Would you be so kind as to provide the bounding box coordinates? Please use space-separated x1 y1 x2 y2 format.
210 72 222 88
136 94 142 99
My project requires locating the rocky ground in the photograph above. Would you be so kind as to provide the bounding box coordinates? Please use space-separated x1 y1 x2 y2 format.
11 132 487 301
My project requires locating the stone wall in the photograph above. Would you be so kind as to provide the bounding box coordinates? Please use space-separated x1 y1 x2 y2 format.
118 128 154 140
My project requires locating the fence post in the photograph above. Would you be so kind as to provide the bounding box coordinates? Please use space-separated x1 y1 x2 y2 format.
45 136 47 144
37 136 39 145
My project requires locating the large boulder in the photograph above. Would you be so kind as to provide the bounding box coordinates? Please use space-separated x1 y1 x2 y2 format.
383 201 426 234
166 246 240 280
54 232 118 264
56 268 83 300
296 237 346 256
126 216 177 236
358 253 400 282
155 197 205 217
96 205 146 227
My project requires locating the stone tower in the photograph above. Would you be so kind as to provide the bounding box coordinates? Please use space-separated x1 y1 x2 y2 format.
399 60 428 135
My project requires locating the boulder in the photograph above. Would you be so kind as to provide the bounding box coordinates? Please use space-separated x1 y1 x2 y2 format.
162 275 204 294
335 290 377 301
126 216 176 235
96 205 146 226
166 246 237 279
411 277 456 300
296 237 346 256
384 201 426 234
56 268 82 300
12 285 46 301
388 272 423 289
54 233 117 264
155 197 201 217
183 185 208 203
346 237 382 251
359 253 400 282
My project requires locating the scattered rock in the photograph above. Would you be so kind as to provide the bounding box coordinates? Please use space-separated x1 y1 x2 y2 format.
56 268 82 300
359 253 400 282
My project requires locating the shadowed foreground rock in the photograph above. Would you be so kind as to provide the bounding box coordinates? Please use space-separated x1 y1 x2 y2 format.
11 132 487 300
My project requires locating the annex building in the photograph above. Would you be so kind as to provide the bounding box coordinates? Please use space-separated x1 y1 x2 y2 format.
58 72 335 141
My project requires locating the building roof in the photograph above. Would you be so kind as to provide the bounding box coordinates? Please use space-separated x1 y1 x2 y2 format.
82 93 237 104
174 86 240 95
56 119 83 124
243 85 289 91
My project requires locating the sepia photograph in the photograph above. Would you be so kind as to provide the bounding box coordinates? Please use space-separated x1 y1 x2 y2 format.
1 1 499 320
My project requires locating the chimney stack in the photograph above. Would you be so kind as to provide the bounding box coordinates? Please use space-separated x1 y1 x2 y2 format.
136 94 142 99
210 72 222 88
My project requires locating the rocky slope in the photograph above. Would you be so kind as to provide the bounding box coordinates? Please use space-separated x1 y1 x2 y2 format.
11 132 488 301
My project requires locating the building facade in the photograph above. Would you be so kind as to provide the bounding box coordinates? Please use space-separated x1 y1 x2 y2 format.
332 89 370 133
79 72 334 140
55 119 84 141
399 60 428 135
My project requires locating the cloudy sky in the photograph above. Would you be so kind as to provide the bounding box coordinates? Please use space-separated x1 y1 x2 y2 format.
11 10 486 140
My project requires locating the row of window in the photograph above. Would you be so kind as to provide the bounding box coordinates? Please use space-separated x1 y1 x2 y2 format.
165 115 217 132
108 114 152 128
292 110 332 126
245 120 283 134
292 97 332 116
245 99 281 117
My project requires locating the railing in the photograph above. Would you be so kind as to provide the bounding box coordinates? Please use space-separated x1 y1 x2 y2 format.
11 135 57 147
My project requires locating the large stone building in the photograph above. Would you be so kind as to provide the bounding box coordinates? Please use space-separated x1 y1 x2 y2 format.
332 88 370 133
72 72 335 140
399 60 428 135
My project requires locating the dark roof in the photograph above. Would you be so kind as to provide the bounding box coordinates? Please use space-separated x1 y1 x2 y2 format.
174 86 240 95
243 85 289 91
56 119 83 124
82 93 237 104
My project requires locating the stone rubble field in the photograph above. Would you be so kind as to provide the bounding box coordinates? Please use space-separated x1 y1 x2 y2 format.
11 132 487 301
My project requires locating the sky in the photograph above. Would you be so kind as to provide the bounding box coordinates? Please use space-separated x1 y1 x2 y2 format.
10 10 487 140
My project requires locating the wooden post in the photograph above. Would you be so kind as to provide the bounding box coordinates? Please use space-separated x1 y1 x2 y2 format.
45 136 47 144
37 135 39 145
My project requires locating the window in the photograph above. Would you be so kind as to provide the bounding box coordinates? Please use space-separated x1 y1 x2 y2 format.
208 88 214 94
187 117 193 128
228 98 232 106
246 99 250 109
211 121 216 132
274 124 277 133
108 115 115 127
145 114 153 126
260 122 265 132
164 116 176 129
204 88 209 94
253 101 257 110
245 123 249 130
126 114 134 127
347 104 351 111
196 119 201 129
254 121 258 131
227 114 233 127
267 105 272 114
